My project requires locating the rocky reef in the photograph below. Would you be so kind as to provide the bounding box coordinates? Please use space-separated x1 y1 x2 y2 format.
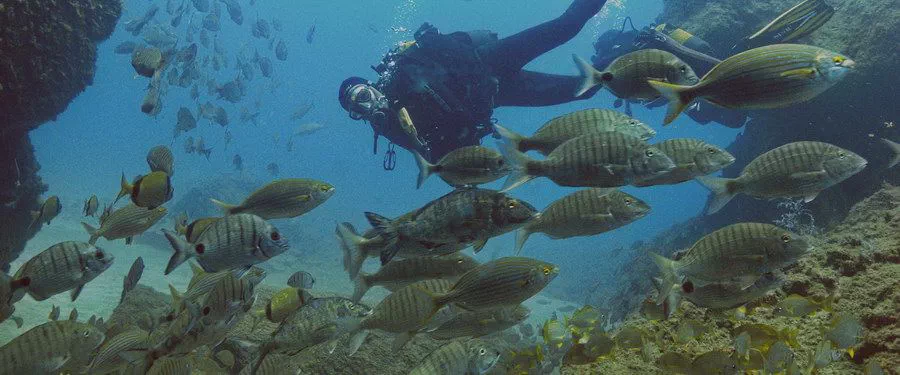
0 0 121 270
567 183 900 374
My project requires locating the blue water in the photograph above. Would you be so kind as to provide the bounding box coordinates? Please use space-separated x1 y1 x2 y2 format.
30 0 741 311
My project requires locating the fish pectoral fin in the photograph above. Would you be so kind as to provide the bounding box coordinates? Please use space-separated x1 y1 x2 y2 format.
780 68 817 79
803 193 819 203
472 239 489 253
42 354 71 372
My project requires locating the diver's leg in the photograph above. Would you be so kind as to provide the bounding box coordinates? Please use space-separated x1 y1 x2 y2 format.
496 70 600 107
486 0 607 75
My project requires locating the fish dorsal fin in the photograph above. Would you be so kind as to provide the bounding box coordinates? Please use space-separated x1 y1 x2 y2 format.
168 283 183 307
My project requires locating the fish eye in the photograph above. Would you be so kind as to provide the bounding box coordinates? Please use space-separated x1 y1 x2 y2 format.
83 330 90 337
624 198 633 205
542 267 551 275
270 232 281 241
202 306 211 316
645 150 655 157
508 201 518 209
832 56 844 65
706 147 717 154
479 348 486 355
781 234 791 243
679 65 687 72
457 259 464 264
195 244 206 254
838 152 846 159
319 185 331 192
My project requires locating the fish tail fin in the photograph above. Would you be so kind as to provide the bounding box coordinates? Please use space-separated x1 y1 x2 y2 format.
168 283 183 309
499 140 538 192
650 252 681 319
514 227 533 256
364 212 400 265
647 80 696 125
494 123 526 153
210 198 238 215
117 173 132 203
81 222 100 245
882 138 900 169
163 229 194 275
696 176 738 215
572 54 606 97
413 151 436 189
351 273 370 303
336 222 367 279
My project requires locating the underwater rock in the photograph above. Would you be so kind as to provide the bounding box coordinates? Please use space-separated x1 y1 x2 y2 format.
0 0 120 270
567 184 900 374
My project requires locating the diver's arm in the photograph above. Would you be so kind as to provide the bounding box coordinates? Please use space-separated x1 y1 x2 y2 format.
484 0 607 76
496 70 600 107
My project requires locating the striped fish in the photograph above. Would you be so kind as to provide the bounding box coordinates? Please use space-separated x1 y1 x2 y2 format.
697 141 867 214
574 50 698 99
82 204 168 245
163 213 289 274
339 284 443 355
741 0 835 50
635 138 735 187
211 178 335 220
287 270 315 289
649 44 855 125
434 257 558 311
502 132 675 191
265 297 370 357
239 354 297 375
201 273 258 323
13 241 114 301
651 223 809 317
336 222 468 280
121 257 145 304
0 321 105 374
147 145 175 176
515 189 650 254
428 305 529 340
414 146 510 189
352 253 478 303
495 109 655 156
366 189 538 264
166 265 264 319
410 340 501 375
147 356 193 375
683 272 785 310
87 328 150 373
83 194 99 217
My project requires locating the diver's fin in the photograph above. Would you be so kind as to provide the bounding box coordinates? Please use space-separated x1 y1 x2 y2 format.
882 138 900 169
647 80 696 125
741 0 835 50
696 176 739 215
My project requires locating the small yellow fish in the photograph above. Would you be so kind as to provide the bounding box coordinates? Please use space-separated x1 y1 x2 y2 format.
30 195 62 228
117 171 174 209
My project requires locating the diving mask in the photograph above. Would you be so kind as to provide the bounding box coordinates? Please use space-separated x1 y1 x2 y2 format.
347 84 388 121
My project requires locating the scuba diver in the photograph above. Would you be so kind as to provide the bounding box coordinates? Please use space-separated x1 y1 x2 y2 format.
591 0 834 128
339 0 609 167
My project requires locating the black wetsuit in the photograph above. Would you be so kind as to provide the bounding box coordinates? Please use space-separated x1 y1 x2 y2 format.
370 0 607 163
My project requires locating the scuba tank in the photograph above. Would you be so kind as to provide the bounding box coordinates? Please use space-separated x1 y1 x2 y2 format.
653 23 713 55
